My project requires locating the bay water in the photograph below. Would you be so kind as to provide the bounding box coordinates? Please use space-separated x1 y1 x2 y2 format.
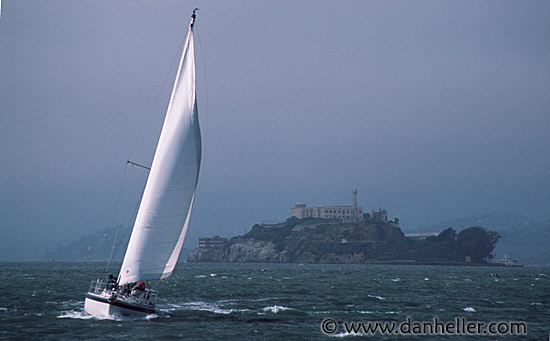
0 262 548 340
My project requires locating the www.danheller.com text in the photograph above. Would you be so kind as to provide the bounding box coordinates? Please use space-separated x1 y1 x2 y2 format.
320 317 527 336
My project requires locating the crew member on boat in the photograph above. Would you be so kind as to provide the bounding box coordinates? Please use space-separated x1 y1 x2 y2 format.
132 281 146 297
107 274 117 290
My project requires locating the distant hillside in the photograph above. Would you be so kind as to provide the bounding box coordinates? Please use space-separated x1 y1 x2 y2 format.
41 226 131 262
40 226 192 262
412 212 550 265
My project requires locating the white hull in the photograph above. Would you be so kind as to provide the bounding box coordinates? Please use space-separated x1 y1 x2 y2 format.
84 292 155 319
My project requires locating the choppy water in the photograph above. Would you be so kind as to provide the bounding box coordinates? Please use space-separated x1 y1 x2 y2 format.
0 262 548 340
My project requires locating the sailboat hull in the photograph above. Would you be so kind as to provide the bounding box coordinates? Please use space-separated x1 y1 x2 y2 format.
85 292 155 319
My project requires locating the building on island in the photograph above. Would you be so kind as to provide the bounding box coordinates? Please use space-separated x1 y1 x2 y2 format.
198 236 227 250
371 207 388 222
290 188 363 221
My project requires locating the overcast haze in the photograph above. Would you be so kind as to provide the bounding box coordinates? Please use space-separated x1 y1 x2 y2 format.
1 1 549 260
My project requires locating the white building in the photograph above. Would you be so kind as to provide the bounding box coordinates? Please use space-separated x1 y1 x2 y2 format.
290 188 363 221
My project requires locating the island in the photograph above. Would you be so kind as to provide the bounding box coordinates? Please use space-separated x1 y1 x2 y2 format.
187 213 501 265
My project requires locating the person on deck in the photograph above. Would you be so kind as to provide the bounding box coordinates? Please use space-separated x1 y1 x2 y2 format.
107 274 117 291
132 281 146 297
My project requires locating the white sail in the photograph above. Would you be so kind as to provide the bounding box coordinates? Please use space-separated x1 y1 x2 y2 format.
118 22 201 284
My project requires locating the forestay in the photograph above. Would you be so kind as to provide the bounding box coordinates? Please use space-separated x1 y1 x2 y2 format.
119 23 201 284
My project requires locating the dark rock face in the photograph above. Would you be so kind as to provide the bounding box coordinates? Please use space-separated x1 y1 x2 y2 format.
187 239 284 263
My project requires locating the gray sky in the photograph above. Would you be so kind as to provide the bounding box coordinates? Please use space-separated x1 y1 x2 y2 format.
1 1 549 260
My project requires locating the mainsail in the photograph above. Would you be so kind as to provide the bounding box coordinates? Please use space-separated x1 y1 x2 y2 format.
118 17 201 284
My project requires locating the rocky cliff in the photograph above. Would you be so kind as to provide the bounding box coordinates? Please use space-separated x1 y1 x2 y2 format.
188 239 285 263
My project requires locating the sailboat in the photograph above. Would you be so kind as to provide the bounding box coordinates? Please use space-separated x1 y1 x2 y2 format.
84 9 202 319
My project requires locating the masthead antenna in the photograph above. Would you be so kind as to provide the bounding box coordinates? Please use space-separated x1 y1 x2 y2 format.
190 8 199 29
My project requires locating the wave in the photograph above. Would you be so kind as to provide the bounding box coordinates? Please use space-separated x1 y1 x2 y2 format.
463 307 476 312
58 310 96 320
357 310 401 315
58 310 157 321
168 301 249 315
261 305 293 314
330 331 364 338
367 295 386 300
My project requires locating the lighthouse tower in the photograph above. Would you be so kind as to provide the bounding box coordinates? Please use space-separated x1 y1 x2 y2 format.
352 188 358 221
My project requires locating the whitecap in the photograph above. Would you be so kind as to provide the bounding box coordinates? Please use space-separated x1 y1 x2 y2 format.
58 310 157 321
529 302 543 306
261 305 293 314
358 311 374 314
391 278 400 282
330 331 364 338
0 307 7 312
195 275 206 278
176 301 248 315
210 273 217 277
367 295 386 300
58 310 95 320
424 278 429 281
463 307 476 312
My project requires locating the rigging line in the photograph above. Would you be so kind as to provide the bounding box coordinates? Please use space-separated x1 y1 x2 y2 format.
151 280 163 291
127 160 151 171
126 32 188 163
195 23 209 165
109 164 149 269
105 163 130 273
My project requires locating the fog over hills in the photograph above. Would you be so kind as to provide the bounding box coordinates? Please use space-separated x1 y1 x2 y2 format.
41 226 130 262
41 226 192 263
